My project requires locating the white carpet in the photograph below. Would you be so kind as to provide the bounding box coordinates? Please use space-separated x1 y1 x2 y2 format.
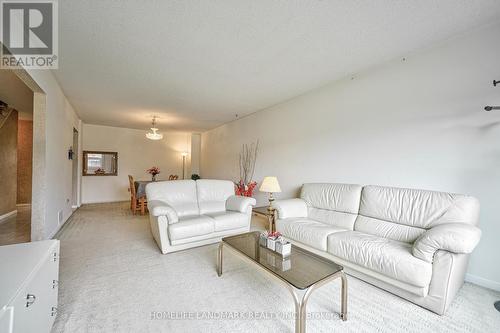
52 202 500 333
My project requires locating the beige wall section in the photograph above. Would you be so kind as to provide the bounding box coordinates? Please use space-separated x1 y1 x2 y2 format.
200 22 500 290
17 120 33 204
0 111 18 216
190 133 201 176
81 124 192 203
31 92 46 241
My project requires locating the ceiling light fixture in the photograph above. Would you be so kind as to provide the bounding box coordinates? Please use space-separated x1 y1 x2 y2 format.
146 116 163 140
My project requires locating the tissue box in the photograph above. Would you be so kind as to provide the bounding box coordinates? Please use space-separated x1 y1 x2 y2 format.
267 238 278 251
259 234 268 247
275 241 292 257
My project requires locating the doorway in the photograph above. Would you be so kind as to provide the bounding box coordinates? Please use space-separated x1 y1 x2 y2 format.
0 61 47 243
0 71 34 245
72 128 79 209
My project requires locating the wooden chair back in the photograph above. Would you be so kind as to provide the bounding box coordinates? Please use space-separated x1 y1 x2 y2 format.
128 175 136 197
128 175 147 215
168 175 179 180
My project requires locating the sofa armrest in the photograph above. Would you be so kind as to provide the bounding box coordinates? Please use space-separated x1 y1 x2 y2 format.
413 223 481 262
273 199 308 219
148 200 179 224
226 195 256 213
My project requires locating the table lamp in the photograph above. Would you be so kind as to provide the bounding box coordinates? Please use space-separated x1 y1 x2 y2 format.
259 176 281 208
259 177 281 233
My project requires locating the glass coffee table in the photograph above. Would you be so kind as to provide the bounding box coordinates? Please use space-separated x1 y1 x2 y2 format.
217 231 347 333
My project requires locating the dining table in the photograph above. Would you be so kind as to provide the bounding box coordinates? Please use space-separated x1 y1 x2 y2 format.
134 180 154 199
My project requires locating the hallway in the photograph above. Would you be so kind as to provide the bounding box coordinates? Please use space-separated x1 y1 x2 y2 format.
0 205 31 245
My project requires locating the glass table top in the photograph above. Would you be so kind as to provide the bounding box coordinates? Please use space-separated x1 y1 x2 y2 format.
253 206 271 215
222 231 343 290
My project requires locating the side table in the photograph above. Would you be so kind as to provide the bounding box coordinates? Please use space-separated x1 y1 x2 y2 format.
253 206 276 232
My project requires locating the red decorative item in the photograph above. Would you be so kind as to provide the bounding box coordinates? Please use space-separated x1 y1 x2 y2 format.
268 231 282 239
235 180 257 197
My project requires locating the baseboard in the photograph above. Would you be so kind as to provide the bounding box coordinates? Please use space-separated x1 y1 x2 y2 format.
465 273 500 292
0 210 17 223
47 208 78 239
48 214 70 239
81 199 127 204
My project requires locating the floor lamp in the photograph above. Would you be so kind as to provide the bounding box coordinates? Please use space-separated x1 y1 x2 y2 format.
181 152 188 179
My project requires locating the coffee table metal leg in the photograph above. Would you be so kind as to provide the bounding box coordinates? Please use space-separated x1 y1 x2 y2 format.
340 271 347 321
217 242 223 277
289 289 302 333
285 271 347 333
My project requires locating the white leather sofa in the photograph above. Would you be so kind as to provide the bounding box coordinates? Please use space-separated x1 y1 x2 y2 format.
145 179 256 254
274 183 481 315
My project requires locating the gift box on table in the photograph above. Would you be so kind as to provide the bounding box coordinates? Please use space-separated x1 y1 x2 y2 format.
275 241 291 258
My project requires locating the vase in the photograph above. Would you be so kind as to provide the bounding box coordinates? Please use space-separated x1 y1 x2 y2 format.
152 175 157 182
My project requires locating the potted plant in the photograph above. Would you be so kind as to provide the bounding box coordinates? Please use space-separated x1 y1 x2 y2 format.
147 166 160 181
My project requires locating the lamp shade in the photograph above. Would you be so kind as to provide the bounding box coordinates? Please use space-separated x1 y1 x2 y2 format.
259 177 281 193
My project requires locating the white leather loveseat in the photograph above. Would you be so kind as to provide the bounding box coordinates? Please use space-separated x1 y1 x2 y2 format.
274 183 481 315
145 179 256 254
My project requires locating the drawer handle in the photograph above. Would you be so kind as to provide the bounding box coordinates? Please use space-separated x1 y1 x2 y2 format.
26 294 36 307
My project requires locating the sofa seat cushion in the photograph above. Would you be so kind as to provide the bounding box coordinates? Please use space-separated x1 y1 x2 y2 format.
168 216 215 241
327 231 432 287
205 211 248 232
276 218 347 251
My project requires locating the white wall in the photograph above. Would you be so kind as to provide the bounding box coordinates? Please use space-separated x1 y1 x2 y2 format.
81 124 192 203
25 70 82 239
201 22 500 290
190 133 201 176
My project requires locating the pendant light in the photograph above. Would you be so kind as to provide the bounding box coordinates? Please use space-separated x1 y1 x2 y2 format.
146 116 163 140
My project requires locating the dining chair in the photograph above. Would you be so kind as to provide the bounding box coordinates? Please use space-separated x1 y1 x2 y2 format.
128 175 147 215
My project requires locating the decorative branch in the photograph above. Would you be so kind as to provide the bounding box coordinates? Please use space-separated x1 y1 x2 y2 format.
238 140 259 185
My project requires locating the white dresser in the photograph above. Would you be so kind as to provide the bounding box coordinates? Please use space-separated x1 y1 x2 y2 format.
0 240 60 333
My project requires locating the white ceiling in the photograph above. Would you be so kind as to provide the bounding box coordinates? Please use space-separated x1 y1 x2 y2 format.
54 0 500 132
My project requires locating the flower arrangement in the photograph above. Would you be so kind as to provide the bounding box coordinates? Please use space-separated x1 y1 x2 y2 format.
235 180 257 197
147 166 160 181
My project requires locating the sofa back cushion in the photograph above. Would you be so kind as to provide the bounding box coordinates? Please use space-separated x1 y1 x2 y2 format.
196 179 235 214
145 180 199 217
300 183 362 230
356 185 480 243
